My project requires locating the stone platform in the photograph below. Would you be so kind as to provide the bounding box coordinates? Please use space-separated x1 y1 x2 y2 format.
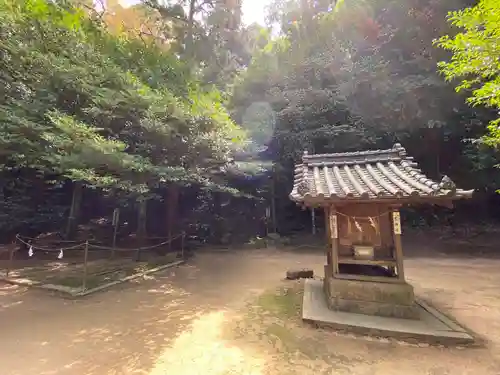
303 279 475 346
324 273 418 319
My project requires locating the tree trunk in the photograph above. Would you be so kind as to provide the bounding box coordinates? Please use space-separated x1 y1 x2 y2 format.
166 184 179 254
136 198 148 261
65 181 83 240
270 171 277 233
186 0 196 64
213 191 223 244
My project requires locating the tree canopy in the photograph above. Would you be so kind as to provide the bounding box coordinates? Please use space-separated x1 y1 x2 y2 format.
435 0 500 149
0 0 252 236
1 0 500 241
230 0 500 229
0 0 244 194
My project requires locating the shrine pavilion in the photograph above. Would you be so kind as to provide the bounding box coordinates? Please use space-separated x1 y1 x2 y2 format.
290 143 473 319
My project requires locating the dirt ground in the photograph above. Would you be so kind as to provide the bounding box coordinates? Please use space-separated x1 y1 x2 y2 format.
1 236 500 375
0 252 179 290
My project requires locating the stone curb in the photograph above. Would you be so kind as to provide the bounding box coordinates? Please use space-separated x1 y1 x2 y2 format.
416 298 484 347
0 260 185 298
302 279 477 347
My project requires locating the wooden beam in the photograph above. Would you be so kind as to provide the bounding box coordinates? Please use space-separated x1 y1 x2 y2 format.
338 257 397 266
334 273 403 284
298 196 466 207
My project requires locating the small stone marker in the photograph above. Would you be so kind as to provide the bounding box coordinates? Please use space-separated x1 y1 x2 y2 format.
286 269 314 280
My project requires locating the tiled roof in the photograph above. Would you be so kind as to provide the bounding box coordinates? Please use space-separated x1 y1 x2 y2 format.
290 143 473 203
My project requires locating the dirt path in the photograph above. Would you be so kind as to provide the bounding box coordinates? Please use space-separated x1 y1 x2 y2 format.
0 248 312 375
0 245 500 375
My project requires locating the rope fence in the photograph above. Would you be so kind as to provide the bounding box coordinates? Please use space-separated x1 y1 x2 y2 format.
4 232 186 292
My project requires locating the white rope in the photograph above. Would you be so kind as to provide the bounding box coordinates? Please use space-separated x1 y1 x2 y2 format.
16 232 185 255
16 234 82 244
335 211 392 220
16 235 85 252
89 233 184 252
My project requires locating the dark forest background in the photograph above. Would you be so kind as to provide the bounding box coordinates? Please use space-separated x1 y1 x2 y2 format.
1 0 499 247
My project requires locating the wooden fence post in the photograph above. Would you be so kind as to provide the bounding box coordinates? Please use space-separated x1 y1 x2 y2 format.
181 232 185 259
111 208 120 259
136 246 142 262
82 241 89 291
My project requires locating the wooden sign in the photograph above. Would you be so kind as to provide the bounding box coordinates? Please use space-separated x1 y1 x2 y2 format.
330 214 338 239
392 211 402 235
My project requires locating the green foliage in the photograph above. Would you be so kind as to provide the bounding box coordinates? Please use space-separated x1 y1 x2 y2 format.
240 102 276 147
233 0 472 164
435 0 500 148
3 0 500 238
0 0 252 235
227 0 500 232
0 0 242 193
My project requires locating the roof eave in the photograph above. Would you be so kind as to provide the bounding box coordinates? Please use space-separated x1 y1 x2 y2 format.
290 192 474 208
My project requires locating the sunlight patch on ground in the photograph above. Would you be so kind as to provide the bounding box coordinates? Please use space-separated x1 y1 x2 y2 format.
148 311 265 375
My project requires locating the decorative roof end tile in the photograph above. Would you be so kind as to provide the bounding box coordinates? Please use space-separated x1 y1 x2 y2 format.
439 175 456 192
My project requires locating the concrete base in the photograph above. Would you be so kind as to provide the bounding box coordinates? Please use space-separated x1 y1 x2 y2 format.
324 273 419 319
304 279 475 346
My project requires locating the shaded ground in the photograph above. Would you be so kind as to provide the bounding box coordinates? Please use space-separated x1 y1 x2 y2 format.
0 253 179 290
0 246 180 290
1 235 500 375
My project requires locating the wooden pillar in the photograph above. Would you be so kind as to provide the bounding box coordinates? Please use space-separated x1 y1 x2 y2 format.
330 206 339 275
324 206 331 266
324 206 331 246
391 209 405 281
